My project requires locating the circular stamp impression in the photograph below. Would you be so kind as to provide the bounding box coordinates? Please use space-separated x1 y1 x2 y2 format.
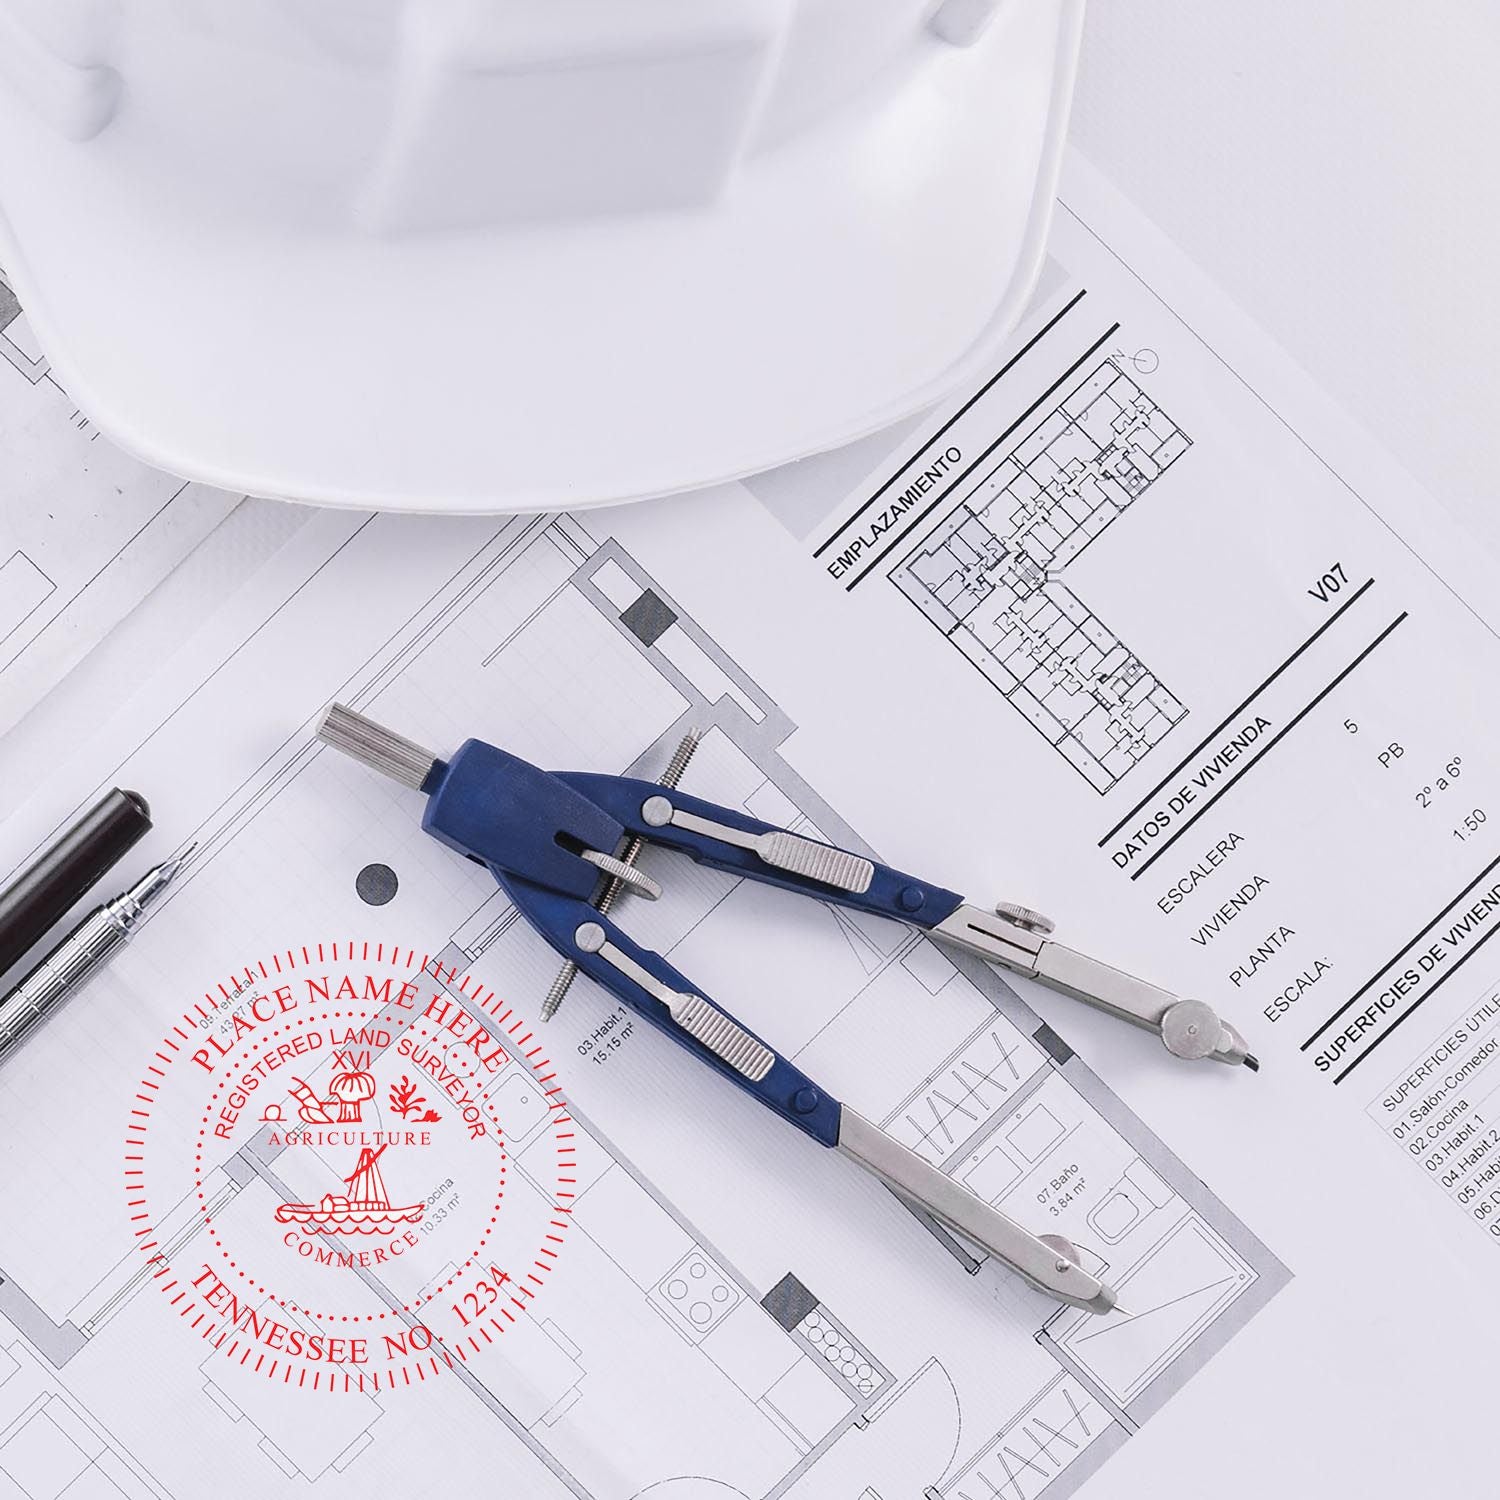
128 943 575 1390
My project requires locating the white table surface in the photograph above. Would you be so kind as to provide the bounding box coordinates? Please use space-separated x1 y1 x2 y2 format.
1073 0 1500 555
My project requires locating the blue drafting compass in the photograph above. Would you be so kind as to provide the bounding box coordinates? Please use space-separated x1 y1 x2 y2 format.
317 704 1255 1313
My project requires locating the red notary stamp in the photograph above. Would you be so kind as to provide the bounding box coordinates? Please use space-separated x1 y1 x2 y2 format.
128 942 575 1390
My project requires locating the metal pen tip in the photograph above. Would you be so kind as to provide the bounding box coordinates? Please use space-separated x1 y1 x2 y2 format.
156 840 200 883
122 841 198 909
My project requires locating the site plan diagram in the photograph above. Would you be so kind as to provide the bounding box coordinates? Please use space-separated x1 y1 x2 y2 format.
0 507 1286 1500
889 358 1190 794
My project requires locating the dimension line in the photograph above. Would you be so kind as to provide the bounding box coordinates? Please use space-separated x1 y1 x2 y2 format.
1126 611 1409 882
1098 578 1375 847
845 323 1121 591
812 290 1088 561
1334 920 1500 1084
1302 847 1500 1051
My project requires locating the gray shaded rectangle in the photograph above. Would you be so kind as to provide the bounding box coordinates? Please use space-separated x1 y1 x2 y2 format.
761 1272 820 1331
621 588 678 647
1033 1022 1075 1064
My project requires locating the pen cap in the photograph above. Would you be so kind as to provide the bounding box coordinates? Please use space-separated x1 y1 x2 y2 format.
0 788 152 978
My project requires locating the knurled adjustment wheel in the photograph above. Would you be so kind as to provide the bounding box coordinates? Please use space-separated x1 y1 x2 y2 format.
994 901 1055 936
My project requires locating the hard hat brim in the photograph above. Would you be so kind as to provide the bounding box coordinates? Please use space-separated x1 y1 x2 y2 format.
0 1 1082 514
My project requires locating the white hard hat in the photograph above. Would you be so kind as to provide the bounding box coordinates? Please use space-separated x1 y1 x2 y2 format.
0 0 1082 513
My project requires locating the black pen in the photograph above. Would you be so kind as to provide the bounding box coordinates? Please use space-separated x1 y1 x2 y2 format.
0 843 194 1066
0 788 152 977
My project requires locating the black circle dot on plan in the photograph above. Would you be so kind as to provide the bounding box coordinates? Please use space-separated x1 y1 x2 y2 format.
356 863 399 906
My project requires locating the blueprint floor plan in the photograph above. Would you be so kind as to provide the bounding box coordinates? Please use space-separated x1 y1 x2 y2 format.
890 359 1190 794
0 509 1285 1500
0 266 236 734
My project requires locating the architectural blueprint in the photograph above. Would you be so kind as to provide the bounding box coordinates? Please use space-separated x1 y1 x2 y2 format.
0 266 237 735
0 505 1285 1500
11 146 1500 1500
889 359 1189 794
737 149 1500 1497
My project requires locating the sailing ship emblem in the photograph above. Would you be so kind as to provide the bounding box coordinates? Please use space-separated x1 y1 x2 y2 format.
274 1144 425 1235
